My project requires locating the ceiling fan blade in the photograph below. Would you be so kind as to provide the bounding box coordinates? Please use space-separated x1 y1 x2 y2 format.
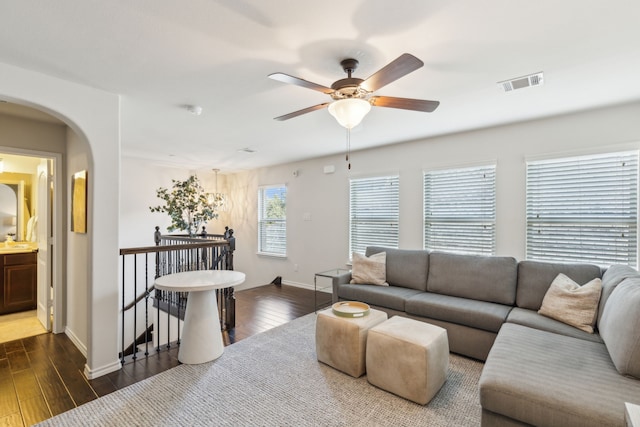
360 53 424 92
268 73 334 94
274 103 330 121
370 96 440 112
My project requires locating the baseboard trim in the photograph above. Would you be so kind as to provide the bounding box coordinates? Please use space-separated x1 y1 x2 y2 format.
64 326 87 357
281 280 331 293
84 359 121 380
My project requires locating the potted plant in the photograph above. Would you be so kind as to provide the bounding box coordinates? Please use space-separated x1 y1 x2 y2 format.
149 175 218 236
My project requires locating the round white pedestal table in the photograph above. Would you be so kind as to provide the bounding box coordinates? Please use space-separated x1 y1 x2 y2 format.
154 270 245 364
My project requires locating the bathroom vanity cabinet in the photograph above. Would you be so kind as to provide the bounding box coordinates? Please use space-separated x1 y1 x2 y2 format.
0 251 37 315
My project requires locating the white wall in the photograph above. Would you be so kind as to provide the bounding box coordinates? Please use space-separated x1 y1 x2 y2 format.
116 101 640 339
119 158 231 248
66 128 90 352
227 101 640 290
120 158 187 248
0 61 121 379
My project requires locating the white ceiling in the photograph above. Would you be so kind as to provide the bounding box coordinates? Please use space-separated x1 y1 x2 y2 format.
1 0 640 173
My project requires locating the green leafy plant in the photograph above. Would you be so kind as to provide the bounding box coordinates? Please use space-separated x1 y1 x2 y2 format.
149 175 217 235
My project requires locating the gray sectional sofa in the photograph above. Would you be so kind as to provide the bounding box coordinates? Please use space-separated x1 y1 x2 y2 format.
332 246 640 427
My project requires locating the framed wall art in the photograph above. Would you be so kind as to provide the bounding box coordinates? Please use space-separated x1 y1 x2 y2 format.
71 170 87 233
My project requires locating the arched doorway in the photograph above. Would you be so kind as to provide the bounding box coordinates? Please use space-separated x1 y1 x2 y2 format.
1 63 121 379
0 105 64 341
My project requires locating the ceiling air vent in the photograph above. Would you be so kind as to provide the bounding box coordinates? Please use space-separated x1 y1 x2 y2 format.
498 72 544 92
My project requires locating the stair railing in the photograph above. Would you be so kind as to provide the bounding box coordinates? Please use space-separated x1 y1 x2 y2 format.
119 228 235 364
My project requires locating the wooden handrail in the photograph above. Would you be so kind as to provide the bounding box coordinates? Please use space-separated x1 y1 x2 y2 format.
119 240 227 256
159 233 224 240
123 285 155 312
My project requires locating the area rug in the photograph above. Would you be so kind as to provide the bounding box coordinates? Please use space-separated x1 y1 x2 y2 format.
38 314 483 426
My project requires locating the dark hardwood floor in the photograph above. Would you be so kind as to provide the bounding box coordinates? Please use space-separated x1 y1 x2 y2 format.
0 284 332 427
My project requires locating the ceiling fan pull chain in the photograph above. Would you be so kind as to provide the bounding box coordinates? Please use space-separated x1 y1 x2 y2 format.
346 127 351 170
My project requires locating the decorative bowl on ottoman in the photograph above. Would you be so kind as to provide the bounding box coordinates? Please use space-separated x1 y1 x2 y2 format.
366 316 449 405
331 301 371 318
315 303 388 377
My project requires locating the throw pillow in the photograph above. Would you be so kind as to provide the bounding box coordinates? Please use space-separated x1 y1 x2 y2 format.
538 273 602 333
350 252 389 286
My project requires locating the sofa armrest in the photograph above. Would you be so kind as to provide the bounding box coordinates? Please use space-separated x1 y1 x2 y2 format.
332 271 352 303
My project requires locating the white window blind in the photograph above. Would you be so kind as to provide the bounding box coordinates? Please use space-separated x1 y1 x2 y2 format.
258 185 287 256
424 165 496 255
349 175 399 255
526 151 638 267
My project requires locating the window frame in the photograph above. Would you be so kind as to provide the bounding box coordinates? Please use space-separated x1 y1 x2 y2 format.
525 150 639 267
257 184 287 257
423 163 497 255
349 174 400 257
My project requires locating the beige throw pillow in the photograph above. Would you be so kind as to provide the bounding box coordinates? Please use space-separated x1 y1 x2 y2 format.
538 273 602 333
350 252 389 286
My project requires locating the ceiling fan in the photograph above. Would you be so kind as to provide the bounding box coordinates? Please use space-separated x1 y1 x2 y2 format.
268 53 440 129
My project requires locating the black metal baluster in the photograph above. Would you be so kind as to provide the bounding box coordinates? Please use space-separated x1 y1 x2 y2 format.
121 254 126 364
176 290 181 346
156 288 161 353
132 255 137 360
144 252 149 357
121 229 237 366
166 290 171 350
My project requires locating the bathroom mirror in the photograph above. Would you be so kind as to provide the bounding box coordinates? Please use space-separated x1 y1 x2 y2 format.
0 181 25 242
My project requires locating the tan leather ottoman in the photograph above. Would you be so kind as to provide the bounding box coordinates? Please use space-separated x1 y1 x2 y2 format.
315 307 388 377
366 316 449 405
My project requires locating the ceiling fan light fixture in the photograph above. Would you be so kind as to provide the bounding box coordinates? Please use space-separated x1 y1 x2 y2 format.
328 98 371 129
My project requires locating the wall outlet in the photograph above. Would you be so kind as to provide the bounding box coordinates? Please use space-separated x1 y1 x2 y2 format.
294 263 299 272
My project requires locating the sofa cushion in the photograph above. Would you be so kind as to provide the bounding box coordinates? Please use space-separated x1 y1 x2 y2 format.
405 292 512 333
599 278 640 379
537 274 602 333
366 246 429 291
337 283 423 312
480 323 640 427
350 252 388 286
516 260 602 311
597 264 640 327
426 252 517 305
506 307 603 343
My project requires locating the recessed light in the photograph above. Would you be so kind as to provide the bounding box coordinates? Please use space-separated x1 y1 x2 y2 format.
237 148 256 153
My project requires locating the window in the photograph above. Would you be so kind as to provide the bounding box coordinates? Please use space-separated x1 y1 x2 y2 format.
258 185 287 256
349 175 399 256
526 151 638 267
424 164 496 255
